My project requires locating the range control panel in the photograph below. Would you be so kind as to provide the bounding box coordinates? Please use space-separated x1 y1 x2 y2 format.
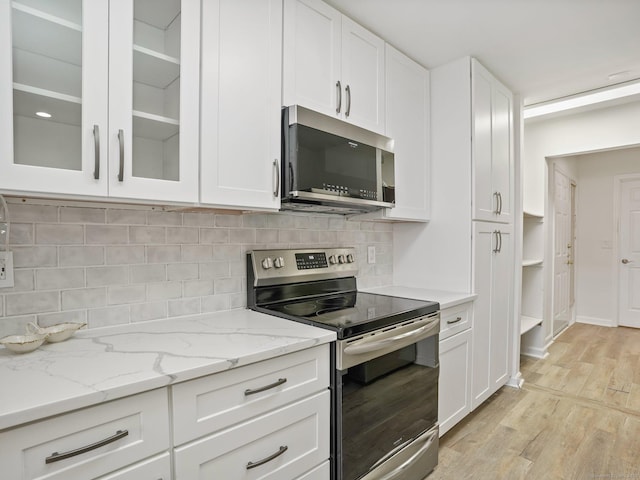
249 248 358 286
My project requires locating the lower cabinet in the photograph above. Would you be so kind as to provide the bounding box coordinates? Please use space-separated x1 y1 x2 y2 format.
438 302 473 436
96 453 171 480
0 389 170 480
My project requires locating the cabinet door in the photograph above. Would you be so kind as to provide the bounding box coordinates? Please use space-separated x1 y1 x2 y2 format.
96 453 171 480
438 328 472 436
383 44 430 221
340 16 385 134
282 0 341 117
0 0 108 196
108 0 199 203
471 222 513 409
199 0 282 210
471 59 513 224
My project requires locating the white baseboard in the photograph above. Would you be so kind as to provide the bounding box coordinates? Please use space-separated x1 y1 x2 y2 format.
520 346 549 359
576 315 615 327
506 372 524 389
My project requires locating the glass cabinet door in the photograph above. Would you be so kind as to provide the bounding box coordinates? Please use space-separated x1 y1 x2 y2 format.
108 0 199 203
0 0 109 195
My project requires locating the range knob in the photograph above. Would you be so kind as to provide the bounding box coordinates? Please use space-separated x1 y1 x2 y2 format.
261 257 274 269
274 257 285 268
329 255 338 265
346 253 355 263
338 254 346 264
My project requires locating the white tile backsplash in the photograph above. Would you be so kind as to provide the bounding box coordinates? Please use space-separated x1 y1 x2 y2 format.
0 200 393 337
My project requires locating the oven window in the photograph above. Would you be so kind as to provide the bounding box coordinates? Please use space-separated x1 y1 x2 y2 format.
339 339 438 480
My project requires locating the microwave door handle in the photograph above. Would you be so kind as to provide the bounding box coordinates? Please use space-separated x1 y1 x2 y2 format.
288 162 294 191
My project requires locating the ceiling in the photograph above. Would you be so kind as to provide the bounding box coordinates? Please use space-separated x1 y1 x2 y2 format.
325 0 640 106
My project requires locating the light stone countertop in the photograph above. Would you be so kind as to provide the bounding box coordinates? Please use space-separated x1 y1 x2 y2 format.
362 286 477 310
0 309 335 431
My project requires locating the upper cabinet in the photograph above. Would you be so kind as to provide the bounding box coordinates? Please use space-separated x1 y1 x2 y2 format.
282 0 385 134
199 0 282 211
0 0 200 203
471 59 514 224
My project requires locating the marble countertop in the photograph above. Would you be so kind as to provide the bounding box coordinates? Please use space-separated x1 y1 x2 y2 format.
0 309 335 431
363 286 477 310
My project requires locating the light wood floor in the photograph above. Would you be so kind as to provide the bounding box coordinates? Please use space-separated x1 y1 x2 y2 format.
428 323 640 479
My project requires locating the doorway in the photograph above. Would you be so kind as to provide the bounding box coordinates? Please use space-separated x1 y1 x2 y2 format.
552 167 576 336
617 176 640 327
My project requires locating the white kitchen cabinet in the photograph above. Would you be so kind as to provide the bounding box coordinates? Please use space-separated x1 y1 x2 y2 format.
174 391 330 480
0 0 200 203
357 44 430 222
439 327 472 437
0 389 170 480
199 0 282 210
283 0 385 134
172 344 331 479
472 222 513 409
95 453 171 480
471 59 514 224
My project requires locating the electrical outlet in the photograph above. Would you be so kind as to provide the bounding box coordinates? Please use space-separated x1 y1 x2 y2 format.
0 251 14 288
367 246 376 264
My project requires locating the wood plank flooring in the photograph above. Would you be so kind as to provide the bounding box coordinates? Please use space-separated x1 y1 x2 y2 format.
427 323 640 479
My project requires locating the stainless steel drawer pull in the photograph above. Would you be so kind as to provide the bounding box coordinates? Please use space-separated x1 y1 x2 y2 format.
45 429 129 464
246 445 288 470
447 316 462 325
244 377 287 396
345 84 351 117
336 80 342 113
272 159 280 198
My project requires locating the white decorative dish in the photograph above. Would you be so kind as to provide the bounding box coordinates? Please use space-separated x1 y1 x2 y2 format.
27 322 87 343
0 333 48 353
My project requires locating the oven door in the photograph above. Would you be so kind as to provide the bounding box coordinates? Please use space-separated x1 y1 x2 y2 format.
335 315 440 480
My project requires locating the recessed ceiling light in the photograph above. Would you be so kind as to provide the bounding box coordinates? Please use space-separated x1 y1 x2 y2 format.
35 111 52 118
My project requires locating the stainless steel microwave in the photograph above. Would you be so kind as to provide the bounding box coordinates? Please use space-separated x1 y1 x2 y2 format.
280 105 395 215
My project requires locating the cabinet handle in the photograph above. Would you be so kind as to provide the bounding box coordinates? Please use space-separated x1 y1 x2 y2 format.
272 159 280 198
93 124 100 180
497 192 503 215
45 429 129 464
336 80 342 113
447 316 462 325
345 84 351 117
246 445 288 470
498 230 503 253
244 377 287 396
493 230 499 254
493 192 499 214
117 129 124 182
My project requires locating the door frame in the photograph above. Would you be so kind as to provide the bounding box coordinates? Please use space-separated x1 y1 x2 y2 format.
613 173 640 326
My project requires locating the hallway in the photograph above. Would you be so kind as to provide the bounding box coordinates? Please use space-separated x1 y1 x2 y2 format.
429 323 640 479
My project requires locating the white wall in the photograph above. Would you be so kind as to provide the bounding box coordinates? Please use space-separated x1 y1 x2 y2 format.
524 100 640 213
573 147 640 326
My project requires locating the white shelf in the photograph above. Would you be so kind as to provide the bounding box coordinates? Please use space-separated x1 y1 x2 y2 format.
133 111 179 141
521 315 542 335
522 259 543 267
13 84 81 125
133 45 180 89
523 210 544 219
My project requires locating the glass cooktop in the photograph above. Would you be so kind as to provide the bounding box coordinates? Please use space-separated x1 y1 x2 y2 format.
259 291 439 339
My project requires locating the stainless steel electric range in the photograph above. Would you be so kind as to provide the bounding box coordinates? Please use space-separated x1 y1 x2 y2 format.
247 248 440 480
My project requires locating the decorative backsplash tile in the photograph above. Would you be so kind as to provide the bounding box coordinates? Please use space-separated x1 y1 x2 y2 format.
0 199 393 338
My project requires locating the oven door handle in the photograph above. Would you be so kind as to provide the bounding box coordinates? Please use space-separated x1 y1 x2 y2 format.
343 318 438 355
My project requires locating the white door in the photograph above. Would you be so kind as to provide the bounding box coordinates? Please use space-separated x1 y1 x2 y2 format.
0 0 109 196
108 0 200 203
618 178 640 327
340 16 385 134
553 168 572 335
199 0 282 210
282 0 341 116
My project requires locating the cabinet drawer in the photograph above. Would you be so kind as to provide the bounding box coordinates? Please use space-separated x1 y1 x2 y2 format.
439 302 472 340
297 461 330 479
96 452 171 480
174 390 330 480
172 344 330 445
0 389 170 480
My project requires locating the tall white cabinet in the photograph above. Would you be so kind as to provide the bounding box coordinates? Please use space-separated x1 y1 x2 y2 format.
0 0 200 203
394 56 516 417
282 0 385 134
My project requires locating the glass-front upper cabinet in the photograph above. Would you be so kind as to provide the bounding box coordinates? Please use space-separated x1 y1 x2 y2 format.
0 0 199 203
